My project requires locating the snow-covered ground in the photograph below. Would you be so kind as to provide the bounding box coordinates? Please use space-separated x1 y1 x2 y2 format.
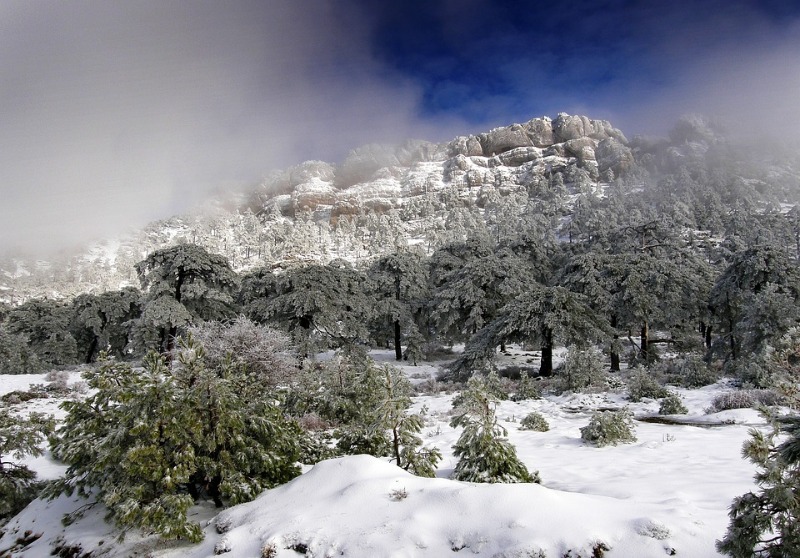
0 352 768 557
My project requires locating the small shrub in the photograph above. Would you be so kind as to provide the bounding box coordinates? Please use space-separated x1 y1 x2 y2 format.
627 368 669 402
724 355 771 388
519 411 549 432
559 347 607 393
706 390 783 414
511 373 541 402
657 355 719 388
451 376 539 483
0 390 45 405
581 410 637 447
389 487 408 501
44 370 71 394
659 392 689 415
260 542 277 558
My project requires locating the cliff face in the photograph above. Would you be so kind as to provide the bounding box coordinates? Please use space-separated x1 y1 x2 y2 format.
256 114 632 223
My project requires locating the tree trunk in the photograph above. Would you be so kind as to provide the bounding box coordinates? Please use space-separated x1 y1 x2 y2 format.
166 269 185 355
705 323 712 350
540 327 553 377
392 426 401 467
85 336 98 364
394 320 402 361
639 321 649 360
394 276 403 361
610 314 620 372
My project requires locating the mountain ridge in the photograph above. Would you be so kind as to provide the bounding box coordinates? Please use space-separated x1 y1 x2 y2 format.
1 112 797 304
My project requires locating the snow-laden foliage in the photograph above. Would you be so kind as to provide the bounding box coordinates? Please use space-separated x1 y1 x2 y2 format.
519 411 550 432
0 328 40 374
4 298 77 367
718 329 800 556
0 409 54 521
70 287 141 363
717 413 800 557
49 337 302 542
580 410 637 447
450 376 539 483
260 259 373 356
188 316 296 389
331 356 441 476
659 392 689 415
559 346 607 392
133 244 239 354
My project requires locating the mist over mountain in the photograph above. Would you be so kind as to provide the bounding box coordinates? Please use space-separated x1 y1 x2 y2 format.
1 111 798 304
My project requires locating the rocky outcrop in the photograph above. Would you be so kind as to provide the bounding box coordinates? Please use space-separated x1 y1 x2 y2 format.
595 138 634 175
553 113 628 143
446 114 628 168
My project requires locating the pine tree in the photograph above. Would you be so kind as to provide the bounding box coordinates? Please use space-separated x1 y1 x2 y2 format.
450 376 538 484
334 359 441 476
0 410 55 520
6 298 78 367
265 260 373 356
368 250 429 361
455 284 609 378
133 244 239 354
716 414 800 557
717 331 800 556
50 335 301 542
70 287 142 362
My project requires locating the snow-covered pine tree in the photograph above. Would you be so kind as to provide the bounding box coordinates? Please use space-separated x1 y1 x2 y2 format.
50 336 302 542
334 358 441 476
450 376 539 484
717 330 800 556
368 249 429 362
0 409 55 520
133 244 239 354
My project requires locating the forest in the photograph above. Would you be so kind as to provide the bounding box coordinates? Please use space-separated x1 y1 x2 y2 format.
2 116 800 556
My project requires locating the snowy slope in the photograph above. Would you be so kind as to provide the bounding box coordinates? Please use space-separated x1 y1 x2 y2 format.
0 353 765 558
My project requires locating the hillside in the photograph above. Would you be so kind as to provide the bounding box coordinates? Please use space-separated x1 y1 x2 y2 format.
5 112 796 303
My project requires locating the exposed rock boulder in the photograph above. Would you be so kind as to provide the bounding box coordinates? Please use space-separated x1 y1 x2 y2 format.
447 135 484 157
523 117 555 147
498 146 544 167
553 113 628 143
478 123 534 155
564 137 597 166
596 138 634 175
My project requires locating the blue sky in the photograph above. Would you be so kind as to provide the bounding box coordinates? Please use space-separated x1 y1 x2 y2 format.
2 0 800 254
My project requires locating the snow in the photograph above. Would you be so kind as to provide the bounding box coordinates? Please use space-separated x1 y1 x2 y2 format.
0 354 768 557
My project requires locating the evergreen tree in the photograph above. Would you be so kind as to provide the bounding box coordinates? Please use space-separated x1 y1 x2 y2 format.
450 376 538 484
70 287 142 362
456 284 608 378
430 248 535 344
333 358 441 476
718 330 800 556
369 250 430 361
716 414 800 557
266 259 373 355
709 246 799 363
133 244 239 354
50 336 301 542
0 328 40 374
5 297 78 367
0 410 55 520
236 266 280 323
